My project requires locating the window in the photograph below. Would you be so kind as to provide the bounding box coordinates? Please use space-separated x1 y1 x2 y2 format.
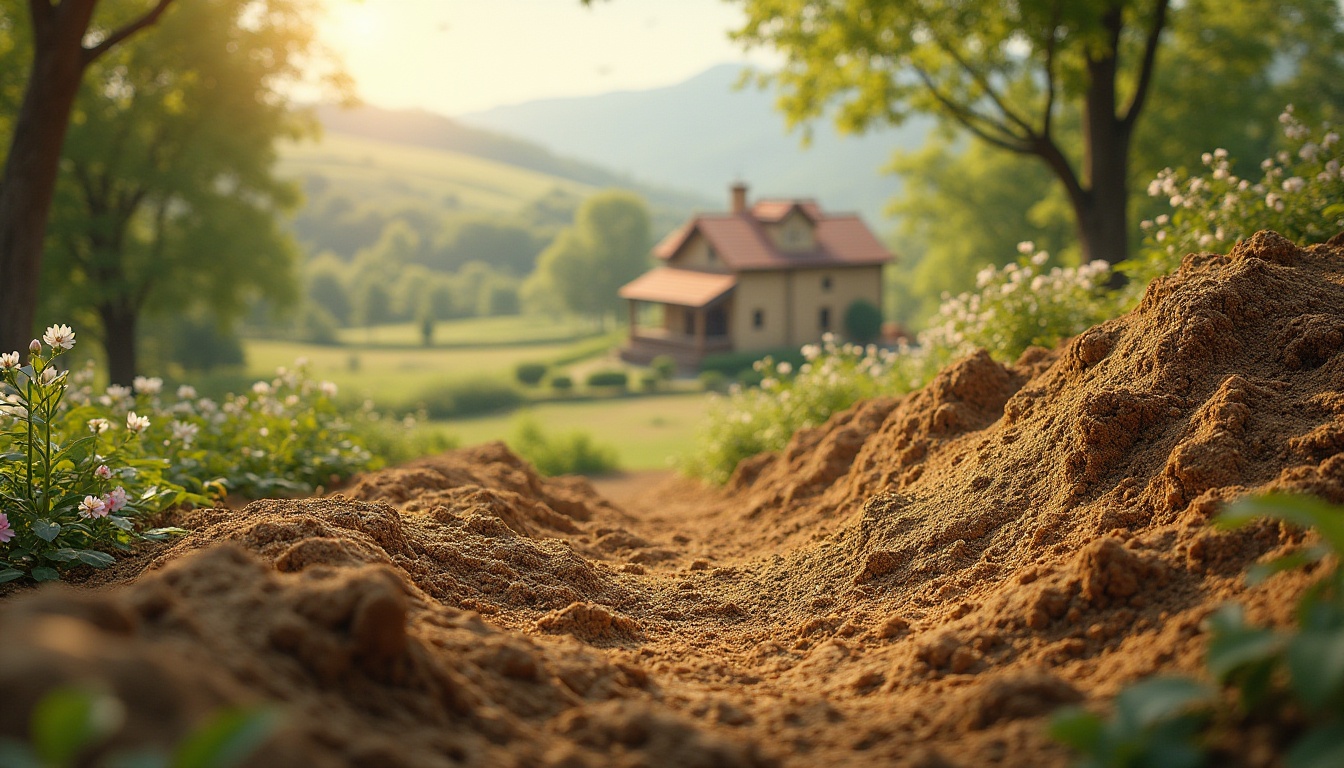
706 247 717 264
821 275 833 291
752 309 764 329
819 307 831 331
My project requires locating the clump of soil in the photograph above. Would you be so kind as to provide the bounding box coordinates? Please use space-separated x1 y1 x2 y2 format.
2 230 1342 767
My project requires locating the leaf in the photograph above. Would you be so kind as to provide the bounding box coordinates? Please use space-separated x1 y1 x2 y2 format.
1113 677 1214 732
49 548 81 562
109 516 134 531
30 687 124 767
0 741 42 768
1207 608 1284 683
106 750 170 768
171 708 281 768
0 568 25 584
1247 546 1329 585
1287 629 1344 710
32 519 61 542
1047 706 1104 751
1220 494 1344 555
1287 723 1344 768
31 567 60 582
75 550 116 569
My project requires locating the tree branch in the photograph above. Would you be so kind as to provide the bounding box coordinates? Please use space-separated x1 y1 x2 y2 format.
911 67 1034 155
928 30 1039 140
29 0 54 44
81 0 174 65
1042 7 1061 139
1123 0 1171 126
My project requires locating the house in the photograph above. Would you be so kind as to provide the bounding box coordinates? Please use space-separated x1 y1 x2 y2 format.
618 182 894 368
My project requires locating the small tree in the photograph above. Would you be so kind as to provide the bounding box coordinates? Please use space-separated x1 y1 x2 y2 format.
843 300 884 345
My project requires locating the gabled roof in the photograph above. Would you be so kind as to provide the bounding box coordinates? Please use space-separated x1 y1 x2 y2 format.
618 267 737 308
651 200 893 272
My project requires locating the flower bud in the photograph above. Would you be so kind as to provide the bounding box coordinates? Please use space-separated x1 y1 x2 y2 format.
28 339 41 354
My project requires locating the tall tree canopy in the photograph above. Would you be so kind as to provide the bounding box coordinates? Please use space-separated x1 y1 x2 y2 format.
526 191 651 326
0 0 175 354
733 0 1344 268
28 0 338 382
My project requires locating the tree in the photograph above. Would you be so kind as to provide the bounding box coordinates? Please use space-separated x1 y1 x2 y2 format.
33 0 331 383
530 190 651 326
733 0 1341 267
0 0 176 354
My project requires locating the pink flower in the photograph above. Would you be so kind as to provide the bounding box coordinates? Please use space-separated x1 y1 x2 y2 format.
104 487 128 514
94 464 112 480
79 495 108 519
0 513 13 543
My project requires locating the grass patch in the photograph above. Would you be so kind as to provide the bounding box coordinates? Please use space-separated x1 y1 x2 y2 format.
438 392 711 471
336 315 602 348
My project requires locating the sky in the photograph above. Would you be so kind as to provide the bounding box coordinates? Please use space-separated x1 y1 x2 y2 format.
318 0 780 116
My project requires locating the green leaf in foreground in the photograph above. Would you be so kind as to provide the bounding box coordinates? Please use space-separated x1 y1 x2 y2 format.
30 688 124 768
171 708 281 768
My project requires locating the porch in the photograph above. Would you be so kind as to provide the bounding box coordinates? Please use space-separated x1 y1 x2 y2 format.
617 267 737 369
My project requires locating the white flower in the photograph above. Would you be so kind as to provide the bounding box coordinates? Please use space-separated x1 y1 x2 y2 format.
1169 195 1185 207
0 352 17 369
42 324 75 350
1017 241 1034 255
78 495 108 519
776 361 793 376
251 381 271 396
1214 148 1229 159
1282 176 1306 194
133 376 163 395
1201 152 1213 165
1030 251 1049 267
176 385 197 400
39 367 59 385
88 418 111 434
171 420 199 447
126 411 150 433
105 385 131 400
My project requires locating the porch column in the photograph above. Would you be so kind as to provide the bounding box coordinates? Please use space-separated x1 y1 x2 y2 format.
627 299 637 341
694 307 706 354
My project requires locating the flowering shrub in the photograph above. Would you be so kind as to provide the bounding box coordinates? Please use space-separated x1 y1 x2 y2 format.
0 328 198 583
1126 106 1344 292
681 337 913 484
682 249 1115 484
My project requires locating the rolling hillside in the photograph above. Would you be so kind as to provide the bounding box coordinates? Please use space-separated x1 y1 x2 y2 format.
461 64 935 226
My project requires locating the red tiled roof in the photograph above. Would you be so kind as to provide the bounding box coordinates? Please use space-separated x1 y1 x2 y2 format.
618 267 737 308
652 203 893 272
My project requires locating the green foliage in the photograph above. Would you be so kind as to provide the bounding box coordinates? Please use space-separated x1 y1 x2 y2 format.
842 299 884 344
697 370 729 394
34 0 334 379
515 362 549 387
0 686 279 768
413 378 524 420
584 370 629 390
0 331 202 583
509 415 618 477
529 190 651 324
1053 494 1344 768
650 355 677 382
699 348 805 378
1124 109 1344 295
549 374 574 392
167 316 246 373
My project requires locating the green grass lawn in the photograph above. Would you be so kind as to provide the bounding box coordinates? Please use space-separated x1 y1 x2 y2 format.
335 315 602 348
438 391 713 472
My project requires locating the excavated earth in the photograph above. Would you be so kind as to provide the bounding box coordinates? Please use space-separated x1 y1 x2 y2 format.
3 230 1344 766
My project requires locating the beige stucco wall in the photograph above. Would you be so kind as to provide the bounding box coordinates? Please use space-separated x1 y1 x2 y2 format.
731 265 884 353
666 232 731 273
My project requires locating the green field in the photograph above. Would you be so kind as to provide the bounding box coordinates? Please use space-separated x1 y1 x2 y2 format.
439 391 712 472
335 316 601 348
278 132 595 215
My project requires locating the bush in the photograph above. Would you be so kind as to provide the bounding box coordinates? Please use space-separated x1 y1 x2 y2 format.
549 374 573 392
585 369 628 390
699 348 805 377
638 372 660 392
697 370 729 393
843 299 884 344
650 355 677 381
515 361 549 386
509 415 618 476
413 378 523 419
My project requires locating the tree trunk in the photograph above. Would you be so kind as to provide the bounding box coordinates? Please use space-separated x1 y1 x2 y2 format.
0 0 99 354
98 302 138 386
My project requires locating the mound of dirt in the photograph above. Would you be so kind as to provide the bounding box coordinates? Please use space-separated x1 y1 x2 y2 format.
2 230 1341 767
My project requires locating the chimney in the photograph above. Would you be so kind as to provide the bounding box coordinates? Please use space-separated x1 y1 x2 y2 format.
730 181 748 214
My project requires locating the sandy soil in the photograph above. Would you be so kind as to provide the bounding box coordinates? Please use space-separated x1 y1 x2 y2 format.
2 230 1342 767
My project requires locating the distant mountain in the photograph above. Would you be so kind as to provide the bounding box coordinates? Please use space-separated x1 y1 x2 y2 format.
459 64 934 228
311 104 709 216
